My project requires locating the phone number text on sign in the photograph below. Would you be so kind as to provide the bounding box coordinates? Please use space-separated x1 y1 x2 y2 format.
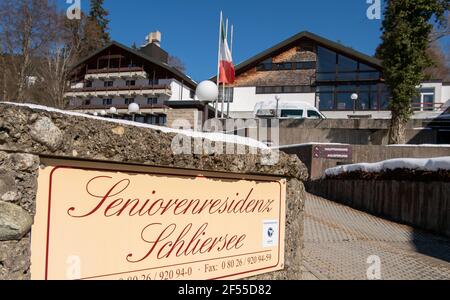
119 253 274 280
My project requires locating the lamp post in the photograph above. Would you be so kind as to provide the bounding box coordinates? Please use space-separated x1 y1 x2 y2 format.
196 80 219 125
128 103 140 122
109 107 117 119
351 93 359 114
275 95 281 118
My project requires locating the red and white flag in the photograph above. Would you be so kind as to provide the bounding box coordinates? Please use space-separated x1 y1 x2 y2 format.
219 22 235 85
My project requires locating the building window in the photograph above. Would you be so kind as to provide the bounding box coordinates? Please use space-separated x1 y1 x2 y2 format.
126 80 136 87
317 46 337 73
316 46 381 82
147 98 158 105
145 114 167 126
336 92 354 110
317 83 390 111
85 81 93 88
256 61 315 71
359 63 381 80
413 88 435 111
256 63 273 71
256 85 314 94
189 89 195 99
149 79 159 85
134 115 146 123
83 99 91 106
159 115 167 126
296 61 316 70
104 81 113 87
125 98 134 105
103 98 112 105
219 87 234 103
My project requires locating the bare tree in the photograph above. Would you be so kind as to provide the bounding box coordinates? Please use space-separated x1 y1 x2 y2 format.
36 13 86 109
0 0 58 102
429 15 450 43
168 55 186 73
424 41 450 80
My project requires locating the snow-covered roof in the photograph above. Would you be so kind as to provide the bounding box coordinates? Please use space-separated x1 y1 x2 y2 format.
0 102 269 149
325 157 450 178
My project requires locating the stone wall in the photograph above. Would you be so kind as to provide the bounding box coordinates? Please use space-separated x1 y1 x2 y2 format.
166 108 202 129
0 103 308 280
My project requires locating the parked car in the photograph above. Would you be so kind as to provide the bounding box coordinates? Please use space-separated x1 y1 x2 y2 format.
254 100 326 119
436 106 450 119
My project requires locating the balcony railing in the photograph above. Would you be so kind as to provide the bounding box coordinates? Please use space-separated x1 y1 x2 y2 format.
411 102 444 112
65 85 172 99
86 67 145 74
68 103 169 110
68 84 170 93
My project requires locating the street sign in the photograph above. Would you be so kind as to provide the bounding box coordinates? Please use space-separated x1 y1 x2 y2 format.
313 145 353 160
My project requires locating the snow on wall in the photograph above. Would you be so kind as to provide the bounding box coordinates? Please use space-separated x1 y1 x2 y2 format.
325 156 450 177
1 102 269 149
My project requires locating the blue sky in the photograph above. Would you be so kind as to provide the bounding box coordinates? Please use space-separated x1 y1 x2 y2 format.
63 0 448 81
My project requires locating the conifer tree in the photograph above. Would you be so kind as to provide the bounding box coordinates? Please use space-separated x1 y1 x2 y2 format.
377 0 448 144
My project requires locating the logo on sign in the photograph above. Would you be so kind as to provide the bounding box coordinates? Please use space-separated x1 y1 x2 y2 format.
263 220 279 248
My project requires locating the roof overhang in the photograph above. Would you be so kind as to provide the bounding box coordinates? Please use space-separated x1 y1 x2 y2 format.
70 41 197 89
211 31 383 81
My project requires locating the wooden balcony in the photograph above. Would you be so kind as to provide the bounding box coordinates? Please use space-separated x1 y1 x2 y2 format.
65 84 172 98
84 67 147 80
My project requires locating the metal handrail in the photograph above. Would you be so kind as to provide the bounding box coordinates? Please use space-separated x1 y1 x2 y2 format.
411 102 444 111
67 85 171 93
86 67 145 74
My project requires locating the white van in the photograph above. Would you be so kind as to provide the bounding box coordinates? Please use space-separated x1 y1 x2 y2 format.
254 100 326 119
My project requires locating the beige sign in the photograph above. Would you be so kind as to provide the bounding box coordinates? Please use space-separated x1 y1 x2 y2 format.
31 159 286 280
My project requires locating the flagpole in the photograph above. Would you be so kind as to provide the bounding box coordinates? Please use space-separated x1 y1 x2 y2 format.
215 11 223 118
227 24 234 119
221 18 229 119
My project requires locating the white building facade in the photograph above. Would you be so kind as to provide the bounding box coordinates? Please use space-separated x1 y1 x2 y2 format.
65 34 197 125
216 31 450 119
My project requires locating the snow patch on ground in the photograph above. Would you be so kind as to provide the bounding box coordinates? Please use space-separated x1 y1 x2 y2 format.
1 102 269 149
275 142 349 150
325 156 450 177
387 144 450 148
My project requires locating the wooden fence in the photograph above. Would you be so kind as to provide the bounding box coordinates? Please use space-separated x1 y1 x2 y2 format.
308 179 450 237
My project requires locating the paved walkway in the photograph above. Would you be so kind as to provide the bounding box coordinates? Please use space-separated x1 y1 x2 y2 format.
302 193 450 280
